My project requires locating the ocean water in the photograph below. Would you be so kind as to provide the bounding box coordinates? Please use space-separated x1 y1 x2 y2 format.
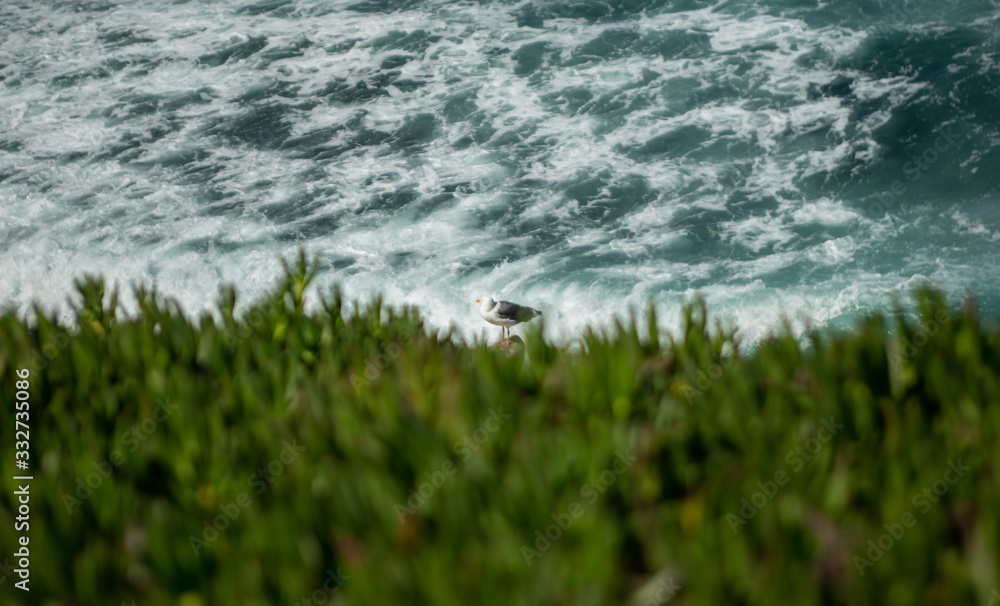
1 0 999 343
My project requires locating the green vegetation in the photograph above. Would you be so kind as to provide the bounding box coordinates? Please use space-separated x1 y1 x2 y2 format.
1 253 998 606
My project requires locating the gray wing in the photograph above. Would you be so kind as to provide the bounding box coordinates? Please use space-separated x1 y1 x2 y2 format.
495 301 522 320
497 300 540 321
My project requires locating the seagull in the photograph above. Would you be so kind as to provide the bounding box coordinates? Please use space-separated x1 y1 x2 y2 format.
476 297 542 343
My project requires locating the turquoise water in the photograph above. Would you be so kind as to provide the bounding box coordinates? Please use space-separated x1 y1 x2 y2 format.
1 0 998 342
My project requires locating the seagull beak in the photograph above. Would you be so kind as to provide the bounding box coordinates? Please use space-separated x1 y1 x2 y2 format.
476 299 480 302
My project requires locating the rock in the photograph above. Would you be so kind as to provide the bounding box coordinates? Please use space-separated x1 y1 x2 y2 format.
490 335 525 362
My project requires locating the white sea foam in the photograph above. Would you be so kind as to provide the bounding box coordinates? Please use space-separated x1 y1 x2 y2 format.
1 0 997 343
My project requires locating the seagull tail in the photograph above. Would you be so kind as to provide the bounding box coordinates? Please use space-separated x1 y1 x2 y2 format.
514 306 542 322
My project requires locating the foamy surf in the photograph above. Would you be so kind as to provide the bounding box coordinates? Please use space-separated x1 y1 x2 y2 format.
1 0 998 343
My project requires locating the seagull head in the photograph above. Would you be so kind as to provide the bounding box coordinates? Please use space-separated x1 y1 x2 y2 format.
476 297 495 310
